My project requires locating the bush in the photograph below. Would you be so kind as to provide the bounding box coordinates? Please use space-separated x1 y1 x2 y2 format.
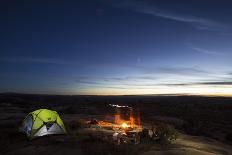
156 123 178 145
141 128 153 143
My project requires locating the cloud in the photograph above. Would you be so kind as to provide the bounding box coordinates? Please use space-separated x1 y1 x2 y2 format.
75 76 156 86
74 68 211 89
74 65 211 82
157 67 207 75
113 0 227 32
166 81 232 87
97 61 209 76
75 78 232 89
0 57 73 65
199 82 232 85
190 46 227 56
135 66 209 76
75 79 105 85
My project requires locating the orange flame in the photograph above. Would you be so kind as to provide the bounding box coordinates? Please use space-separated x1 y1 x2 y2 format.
114 107 141 128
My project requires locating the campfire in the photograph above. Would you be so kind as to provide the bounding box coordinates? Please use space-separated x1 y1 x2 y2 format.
93 104 142 131
113 104 142 130
85 104 143 145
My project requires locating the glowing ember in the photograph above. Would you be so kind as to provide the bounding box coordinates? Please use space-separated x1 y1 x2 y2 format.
121 122 129 128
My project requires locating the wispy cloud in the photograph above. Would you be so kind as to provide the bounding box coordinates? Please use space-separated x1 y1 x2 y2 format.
96 61 209 76
134 65 209 76
75 77 232 89
74 65 213 85
73 65 232 91
0 57 73 65
190 46 227 56
75 76 157 86
113 0 227 32
200 82 232 85
74 67 216 89
75 79 104 85
166 81 232 87
156 67 207 75
186 43 228 56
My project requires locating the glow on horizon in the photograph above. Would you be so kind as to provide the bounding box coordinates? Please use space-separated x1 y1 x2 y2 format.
73 85 232 96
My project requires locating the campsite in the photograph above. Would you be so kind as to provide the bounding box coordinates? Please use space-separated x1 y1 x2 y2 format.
2 0 232 154
0 93 232 155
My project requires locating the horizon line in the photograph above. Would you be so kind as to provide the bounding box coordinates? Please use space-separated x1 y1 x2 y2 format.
1 92 232 97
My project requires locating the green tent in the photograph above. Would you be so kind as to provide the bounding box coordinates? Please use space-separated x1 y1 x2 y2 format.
19 109 67 139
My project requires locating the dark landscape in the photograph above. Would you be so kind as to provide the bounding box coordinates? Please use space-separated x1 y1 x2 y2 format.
1 93 232 155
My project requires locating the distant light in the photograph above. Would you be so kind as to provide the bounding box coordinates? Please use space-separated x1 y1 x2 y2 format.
109 104 131 108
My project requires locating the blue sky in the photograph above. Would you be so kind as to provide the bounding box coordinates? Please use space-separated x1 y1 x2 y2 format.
1 0 232 95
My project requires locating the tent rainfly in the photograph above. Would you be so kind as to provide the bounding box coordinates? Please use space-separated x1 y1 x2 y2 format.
19 109 67 139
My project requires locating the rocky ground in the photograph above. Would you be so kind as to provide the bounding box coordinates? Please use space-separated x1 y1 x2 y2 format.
0 94 232 155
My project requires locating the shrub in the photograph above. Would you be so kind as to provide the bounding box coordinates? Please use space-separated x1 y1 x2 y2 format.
156 123 178 145
141 128 153 143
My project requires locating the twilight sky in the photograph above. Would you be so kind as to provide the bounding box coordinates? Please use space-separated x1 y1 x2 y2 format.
1 0 232 95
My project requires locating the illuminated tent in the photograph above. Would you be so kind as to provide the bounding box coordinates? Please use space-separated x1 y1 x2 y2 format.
19 109 67 139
